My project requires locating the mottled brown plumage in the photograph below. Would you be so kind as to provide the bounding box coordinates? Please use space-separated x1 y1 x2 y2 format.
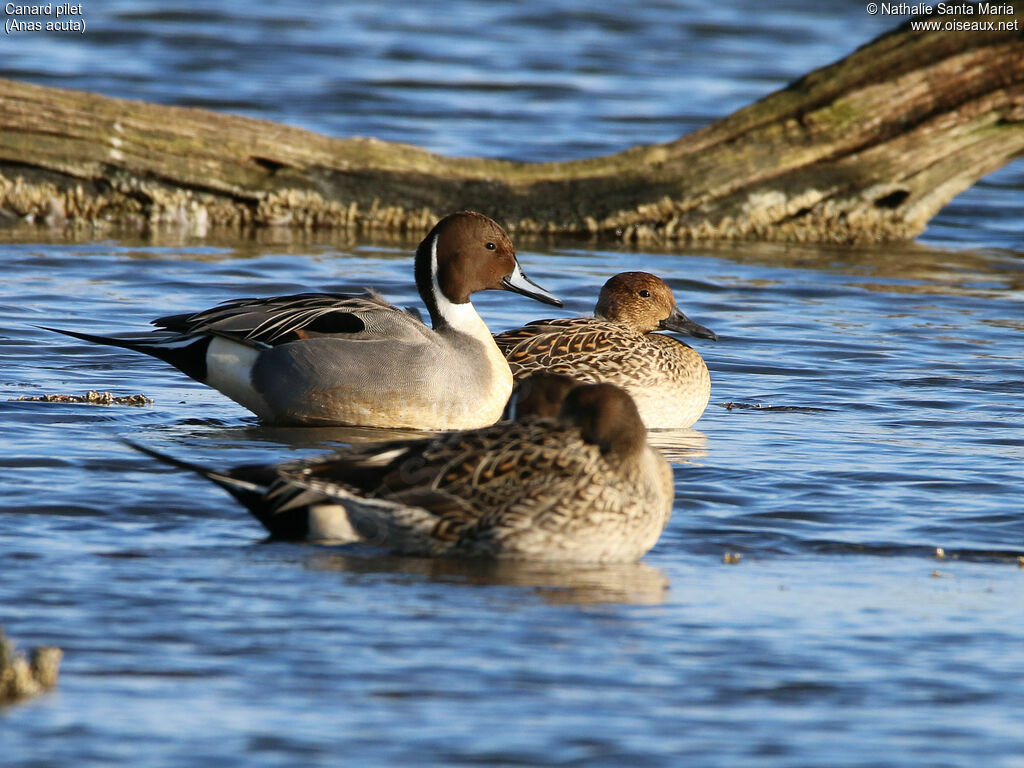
495 272 716 429
281 382 673 562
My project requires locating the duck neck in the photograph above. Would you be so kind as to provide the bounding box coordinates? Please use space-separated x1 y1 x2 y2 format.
415 233 492 342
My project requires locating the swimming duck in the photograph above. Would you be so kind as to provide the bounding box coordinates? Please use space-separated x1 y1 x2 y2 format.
129 381 674 563
47 211 561 429
494 271 716 429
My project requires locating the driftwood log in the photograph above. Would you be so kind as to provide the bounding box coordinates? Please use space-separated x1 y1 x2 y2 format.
1 9 1021 244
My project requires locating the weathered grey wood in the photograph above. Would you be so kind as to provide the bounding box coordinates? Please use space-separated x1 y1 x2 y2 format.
1 9 1021 243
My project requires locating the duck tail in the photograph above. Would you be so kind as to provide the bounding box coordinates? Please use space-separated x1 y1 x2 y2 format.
41 326 211 382
121 439 269 514
121 439 317 540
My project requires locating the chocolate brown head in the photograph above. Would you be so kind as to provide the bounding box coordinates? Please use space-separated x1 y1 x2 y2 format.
594 272 716 340
415 212 561 319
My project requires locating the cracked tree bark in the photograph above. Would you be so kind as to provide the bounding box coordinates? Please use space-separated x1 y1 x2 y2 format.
0 8 1021 243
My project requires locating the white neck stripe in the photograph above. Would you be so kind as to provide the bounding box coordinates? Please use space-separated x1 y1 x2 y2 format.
430 235 487 335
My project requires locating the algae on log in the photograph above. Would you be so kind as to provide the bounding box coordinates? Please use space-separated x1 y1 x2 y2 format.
0 9 1021 244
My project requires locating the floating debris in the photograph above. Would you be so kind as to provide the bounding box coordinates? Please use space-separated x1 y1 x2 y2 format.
723 552 743 565
0 628 62 705
935 547 946 560
719 402 830 413
9 390 153 406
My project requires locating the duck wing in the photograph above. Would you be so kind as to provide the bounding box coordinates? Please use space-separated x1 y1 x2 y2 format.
495 318 632 376
154 291 423 346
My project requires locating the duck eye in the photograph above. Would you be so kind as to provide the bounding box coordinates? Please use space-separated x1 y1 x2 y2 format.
485 242 496 251
639 289 651 298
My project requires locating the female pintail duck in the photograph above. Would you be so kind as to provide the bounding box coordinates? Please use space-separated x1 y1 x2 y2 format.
46 211 561 430
494 271 716 429
128 381 674 564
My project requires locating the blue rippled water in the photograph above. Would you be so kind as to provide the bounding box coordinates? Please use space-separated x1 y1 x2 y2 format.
2 3 1023 767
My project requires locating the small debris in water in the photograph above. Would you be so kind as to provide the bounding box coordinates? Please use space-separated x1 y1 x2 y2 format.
723 401 765 411
1018 556 1024 569
723 552 742 564
0 627 62 704
9 390 153 406
719 402 830 413
935 547 946 560
930 570 946 578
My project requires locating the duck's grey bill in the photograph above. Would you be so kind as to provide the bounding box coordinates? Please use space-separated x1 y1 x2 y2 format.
501 263 563 307
660 311 718 341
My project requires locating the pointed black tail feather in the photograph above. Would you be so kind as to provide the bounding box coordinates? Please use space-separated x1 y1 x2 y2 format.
121 439 268 506
120 439 312 540
41 326 211 382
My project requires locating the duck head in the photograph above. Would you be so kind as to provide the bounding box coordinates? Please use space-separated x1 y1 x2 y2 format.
560 382 648 460
503 372 580 421
595 271 716 340
415 212 562 322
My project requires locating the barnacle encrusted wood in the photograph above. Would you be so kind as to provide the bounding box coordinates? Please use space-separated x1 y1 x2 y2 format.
0 9 1021 243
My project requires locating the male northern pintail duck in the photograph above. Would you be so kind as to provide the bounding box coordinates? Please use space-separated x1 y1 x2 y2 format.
129 381 674 563
494 271 716 429
47 211 561 429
